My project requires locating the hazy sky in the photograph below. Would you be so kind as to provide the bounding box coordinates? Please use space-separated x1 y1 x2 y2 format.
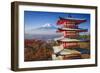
24 11 90 33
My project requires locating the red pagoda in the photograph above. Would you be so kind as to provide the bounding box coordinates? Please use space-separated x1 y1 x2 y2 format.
52 17 88 60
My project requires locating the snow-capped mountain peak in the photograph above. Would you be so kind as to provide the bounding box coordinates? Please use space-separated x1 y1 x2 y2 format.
25 23 58 35
42 23 52 27
25 23 62 40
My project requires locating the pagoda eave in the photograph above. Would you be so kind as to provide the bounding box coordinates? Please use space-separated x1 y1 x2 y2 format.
55 37 83 42
53 46 81 54
57 28 88 32
57 17 86 25
57 40 87 43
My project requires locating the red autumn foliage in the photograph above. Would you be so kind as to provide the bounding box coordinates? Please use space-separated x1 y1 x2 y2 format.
24 39 53 61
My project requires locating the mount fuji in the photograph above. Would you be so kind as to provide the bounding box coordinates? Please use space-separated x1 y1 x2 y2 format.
25 23 62 40
42 23 54 28
37 23 57 30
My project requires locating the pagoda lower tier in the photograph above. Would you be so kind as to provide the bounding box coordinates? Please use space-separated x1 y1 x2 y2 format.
52 46 81 60
54 37 87 49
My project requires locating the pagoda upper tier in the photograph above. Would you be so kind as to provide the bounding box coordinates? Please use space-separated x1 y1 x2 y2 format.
57 17 86 25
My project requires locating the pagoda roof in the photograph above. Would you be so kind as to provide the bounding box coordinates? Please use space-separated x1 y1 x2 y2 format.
57 17 86 25
59 38 81 42
57 27 87 32
59 49 81 55
53 46 81 55
53 46 63 53
54 37 87 42
60 17 86 21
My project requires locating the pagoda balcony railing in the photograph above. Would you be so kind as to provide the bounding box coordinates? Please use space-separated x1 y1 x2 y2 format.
63 25 78 29
64 33 79 35
64 32 79 34
64 35 79 38
60 42 80 49
63 32 79 36
63 45 80 49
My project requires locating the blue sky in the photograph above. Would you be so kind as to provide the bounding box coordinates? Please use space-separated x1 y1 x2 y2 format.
24 11 90 33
